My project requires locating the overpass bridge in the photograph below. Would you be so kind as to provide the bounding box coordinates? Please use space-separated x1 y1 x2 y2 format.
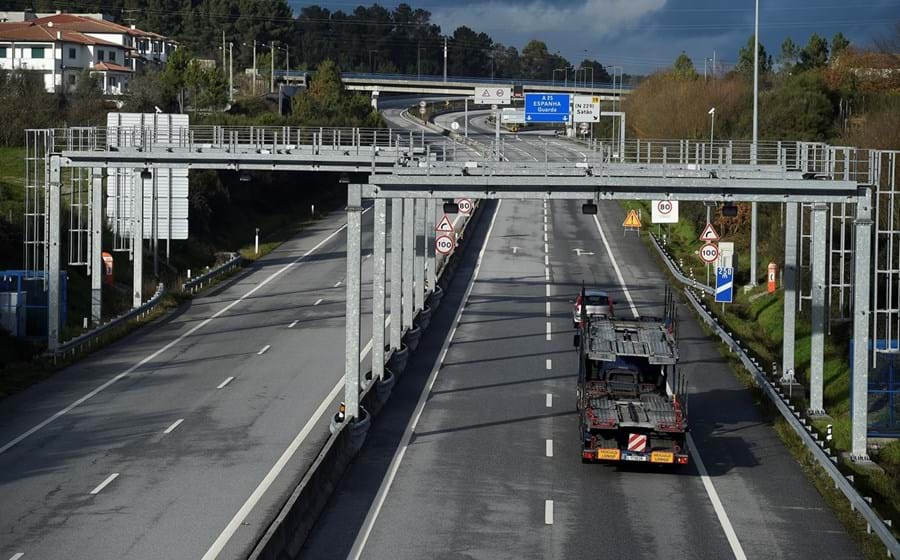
275 70 631 99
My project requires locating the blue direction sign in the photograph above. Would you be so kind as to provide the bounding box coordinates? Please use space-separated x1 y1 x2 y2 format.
524 93 571 123
716 266 734 303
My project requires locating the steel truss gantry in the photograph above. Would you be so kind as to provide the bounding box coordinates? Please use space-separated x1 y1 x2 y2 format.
27 126 885 460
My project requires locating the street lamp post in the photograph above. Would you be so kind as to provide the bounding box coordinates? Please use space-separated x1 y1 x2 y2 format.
228 42 233 102
708 107 716 148
270 41 275 93
750 0 760 285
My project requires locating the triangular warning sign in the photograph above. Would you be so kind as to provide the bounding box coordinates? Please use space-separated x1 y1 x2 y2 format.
623 209 642 228
481 88 491 98
699 223 720 242
435 215 455 233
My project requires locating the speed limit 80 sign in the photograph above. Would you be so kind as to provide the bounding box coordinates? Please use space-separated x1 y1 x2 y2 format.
457 198 473 216
651 200 679 224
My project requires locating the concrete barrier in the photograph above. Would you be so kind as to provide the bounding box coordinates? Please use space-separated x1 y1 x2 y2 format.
247 198 487 560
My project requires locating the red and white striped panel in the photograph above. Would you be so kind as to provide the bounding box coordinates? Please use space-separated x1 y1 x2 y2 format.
627 433 648 453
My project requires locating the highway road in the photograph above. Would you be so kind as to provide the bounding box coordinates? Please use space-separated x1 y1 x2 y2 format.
302 119 862 559
0 205 392 559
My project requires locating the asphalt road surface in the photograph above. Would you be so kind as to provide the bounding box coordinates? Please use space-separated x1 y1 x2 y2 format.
301 121 862 559
0 206 393 560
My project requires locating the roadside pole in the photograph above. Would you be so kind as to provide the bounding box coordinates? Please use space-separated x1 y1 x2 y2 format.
343 183 363 419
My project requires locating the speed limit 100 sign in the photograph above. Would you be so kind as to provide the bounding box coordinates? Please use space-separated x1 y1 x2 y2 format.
435 234 455 255
699 243 719 264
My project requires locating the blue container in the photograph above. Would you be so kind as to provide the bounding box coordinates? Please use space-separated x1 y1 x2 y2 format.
0 271 67 337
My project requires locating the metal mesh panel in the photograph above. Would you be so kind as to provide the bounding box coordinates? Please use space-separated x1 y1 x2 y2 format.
23 130 50 278
873 151 900 360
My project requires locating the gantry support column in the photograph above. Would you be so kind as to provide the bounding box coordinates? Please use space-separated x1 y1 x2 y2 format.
91 168 103 324
427 198 437 295
851 187 873 461
403 198 415 330
782 202 798 378
390 199 403 349
809 203 828 415
132 170 144 309
47 156 61 352
415 198 426 311
372 197 387 382
343 183 363 419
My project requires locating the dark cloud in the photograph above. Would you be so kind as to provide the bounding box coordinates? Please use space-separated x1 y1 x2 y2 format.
291 0 900 73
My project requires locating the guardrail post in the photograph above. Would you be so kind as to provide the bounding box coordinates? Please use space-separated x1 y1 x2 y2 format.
48 155 61 353
851 187 873 461
91 168 103 323
403 198 415 329
372 197 386 382
783 202 799 381
390 198 403 349
809 203 828 415
344 183 363 420
132 169 144 309
415 198 426 311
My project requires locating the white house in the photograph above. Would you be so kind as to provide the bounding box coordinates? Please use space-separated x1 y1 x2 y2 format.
0 12 177 94
25 13 177 72
0 21 131 94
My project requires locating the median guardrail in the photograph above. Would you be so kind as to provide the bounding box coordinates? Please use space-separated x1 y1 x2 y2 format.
51 283 166 360
182 252 242 295
649 233 900 556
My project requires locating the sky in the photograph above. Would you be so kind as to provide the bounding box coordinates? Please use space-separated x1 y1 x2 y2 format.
289 0 900 74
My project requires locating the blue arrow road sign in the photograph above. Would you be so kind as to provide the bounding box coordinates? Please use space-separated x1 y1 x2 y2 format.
716 266 734 303
524 93 571 123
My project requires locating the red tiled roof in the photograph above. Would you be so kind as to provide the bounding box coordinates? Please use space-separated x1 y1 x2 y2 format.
29 14 164 39
93 62 132 73
0 23 125 47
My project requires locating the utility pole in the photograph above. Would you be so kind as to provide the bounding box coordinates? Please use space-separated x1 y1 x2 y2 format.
270 41 275 93
252 40 257 95
228 42 233 102
443 36 447 82
285 45 289 75
750 0 760 285
222 31 225 70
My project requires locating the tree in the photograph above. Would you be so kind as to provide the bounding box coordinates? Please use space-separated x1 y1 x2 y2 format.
673 52 698 80
577 59 612 85
779 38 800 72
831 32 850 59
760 71 834 140
520 40 567 81
799 34 829 70
291 60 382 127
736 35 773 76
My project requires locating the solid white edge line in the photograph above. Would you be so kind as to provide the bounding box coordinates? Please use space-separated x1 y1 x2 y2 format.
90 472 119 495
216 377 235 389
257 345 271 356
546 393 553 408
288 320 298 329
544 500 554 525
545 439 553 458
0 211 369 456
348 200 503 560
546 359 552 370
593 209 746 560
687 435 748 560
592 214 639 318
202 316 390 560
9 553 24 560
163 418 184 435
